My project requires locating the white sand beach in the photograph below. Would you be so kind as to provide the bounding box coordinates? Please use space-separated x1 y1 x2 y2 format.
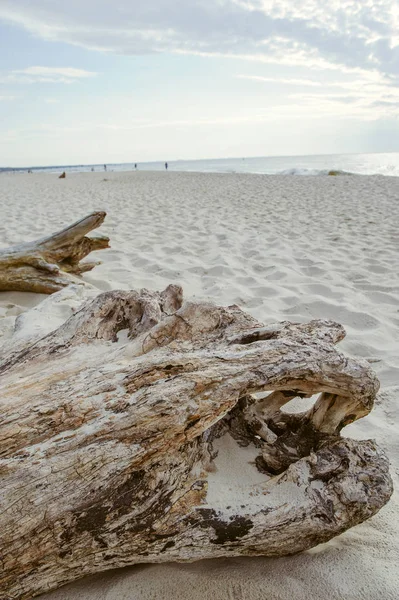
0 170 398 599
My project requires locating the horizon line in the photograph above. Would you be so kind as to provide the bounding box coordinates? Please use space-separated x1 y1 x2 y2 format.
2 149 399 171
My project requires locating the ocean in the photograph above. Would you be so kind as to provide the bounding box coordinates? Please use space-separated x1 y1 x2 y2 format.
2 152 399 177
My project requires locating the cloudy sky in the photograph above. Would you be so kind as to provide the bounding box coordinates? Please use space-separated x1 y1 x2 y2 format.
1 0 399 167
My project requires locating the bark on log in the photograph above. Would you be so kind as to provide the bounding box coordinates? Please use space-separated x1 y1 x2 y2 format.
0 285 392 599
0 212 109 294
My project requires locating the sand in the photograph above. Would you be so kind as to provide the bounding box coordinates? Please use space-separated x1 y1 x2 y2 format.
0 170 398 599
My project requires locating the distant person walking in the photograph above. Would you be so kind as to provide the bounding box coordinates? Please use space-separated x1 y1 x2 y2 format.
104 164 107 171
134 163 137 169
165 162 168 170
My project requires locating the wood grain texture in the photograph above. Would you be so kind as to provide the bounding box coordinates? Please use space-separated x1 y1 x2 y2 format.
0 212 109 293
0 285 392 599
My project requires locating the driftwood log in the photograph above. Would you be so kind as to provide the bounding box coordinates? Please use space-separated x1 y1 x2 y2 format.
0 284 392 599
0 212 109 294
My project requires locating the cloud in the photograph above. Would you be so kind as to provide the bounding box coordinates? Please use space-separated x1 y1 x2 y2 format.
0 66 97 84
5 94 396 148
15 67 96 79
0 0 398 80
236 68 399 119
285 90 399 120
0 95 16 100
237 75 324 87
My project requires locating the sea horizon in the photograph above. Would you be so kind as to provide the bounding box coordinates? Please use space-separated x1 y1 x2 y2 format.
2 150 399 177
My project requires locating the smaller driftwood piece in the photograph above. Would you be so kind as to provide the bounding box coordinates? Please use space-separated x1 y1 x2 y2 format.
0 283 392 600
0 212 109 294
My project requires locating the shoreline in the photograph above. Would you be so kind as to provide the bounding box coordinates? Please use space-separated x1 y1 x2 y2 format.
2 169 399 180
2 150 399 178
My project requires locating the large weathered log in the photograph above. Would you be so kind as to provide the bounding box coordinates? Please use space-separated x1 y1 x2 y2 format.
0 212 109 294
0 285 392 599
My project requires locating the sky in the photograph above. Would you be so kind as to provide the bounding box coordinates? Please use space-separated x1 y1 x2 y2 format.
0 0 399 167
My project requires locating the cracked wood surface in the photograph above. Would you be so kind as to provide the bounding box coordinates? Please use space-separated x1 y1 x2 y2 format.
0 285 392 599
0 212 109 294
